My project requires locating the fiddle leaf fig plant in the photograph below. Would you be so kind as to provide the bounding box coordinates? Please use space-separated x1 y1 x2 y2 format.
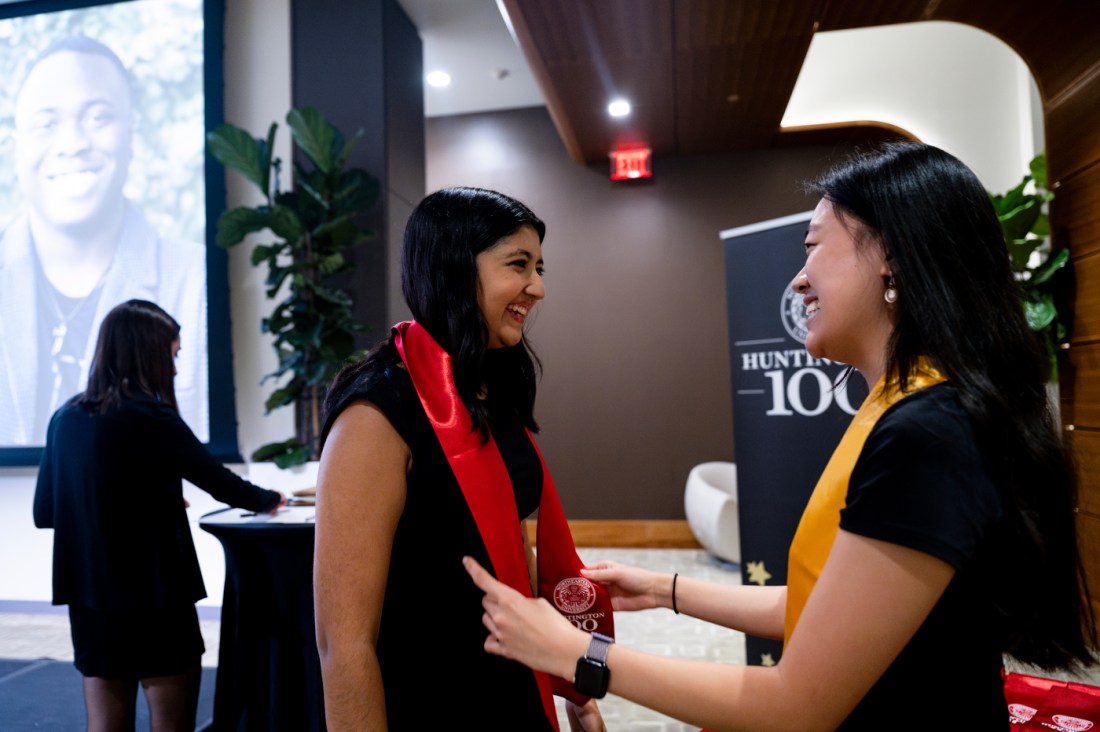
989 151 1067 383
208 107 380 467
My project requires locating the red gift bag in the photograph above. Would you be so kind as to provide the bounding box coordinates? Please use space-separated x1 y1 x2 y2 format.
1005 670 1100 731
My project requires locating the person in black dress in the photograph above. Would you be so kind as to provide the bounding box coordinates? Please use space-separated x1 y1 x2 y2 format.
33 298 284 732
314 187 606 731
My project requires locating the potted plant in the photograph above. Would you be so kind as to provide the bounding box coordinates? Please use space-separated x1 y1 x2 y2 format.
989 151 1068 383
207 107 380 468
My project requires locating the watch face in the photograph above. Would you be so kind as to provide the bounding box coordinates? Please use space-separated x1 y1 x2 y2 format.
574 658 610 698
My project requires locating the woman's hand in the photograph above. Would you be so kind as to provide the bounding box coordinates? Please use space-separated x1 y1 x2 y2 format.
581 560 672 612
566 698 607 732
269 491 287 513
463 556 589 681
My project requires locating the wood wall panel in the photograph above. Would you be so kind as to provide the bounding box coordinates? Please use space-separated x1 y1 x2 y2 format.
1044 67 1100 185
1072 430 1100 517
1077 513 1100 624
1068 252 1100 344
528 520 701 548
1050 161 1100 260
1065 343 1100 427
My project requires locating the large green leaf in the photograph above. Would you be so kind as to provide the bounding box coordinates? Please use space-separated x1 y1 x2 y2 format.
335 127 365 170
998 199 1042 246
216 207 274 248
288 107 338 175
207 123 267 192
1029 247 1069 286
267 203 307 242
1024 294 1057 331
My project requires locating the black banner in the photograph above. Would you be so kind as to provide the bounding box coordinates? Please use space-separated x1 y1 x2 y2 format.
722 213 868 666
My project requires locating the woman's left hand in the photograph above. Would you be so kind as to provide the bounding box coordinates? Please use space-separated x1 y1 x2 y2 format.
567 698 607 732
463 555 589 681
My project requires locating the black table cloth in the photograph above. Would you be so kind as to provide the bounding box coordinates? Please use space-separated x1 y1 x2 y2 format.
200 506 325 731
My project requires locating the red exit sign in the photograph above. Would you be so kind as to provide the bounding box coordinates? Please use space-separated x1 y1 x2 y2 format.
609 148 652 180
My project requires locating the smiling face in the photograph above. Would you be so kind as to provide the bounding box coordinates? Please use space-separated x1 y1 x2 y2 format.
792 198 896 383
14 50 134 235
476 225 545 349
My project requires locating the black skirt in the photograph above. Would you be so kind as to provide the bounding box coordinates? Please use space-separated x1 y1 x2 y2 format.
68 604 205 679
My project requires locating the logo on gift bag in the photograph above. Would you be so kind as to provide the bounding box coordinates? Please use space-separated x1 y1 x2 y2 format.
1009 704 1038 723
1050 715 1094 731
553 577 597 614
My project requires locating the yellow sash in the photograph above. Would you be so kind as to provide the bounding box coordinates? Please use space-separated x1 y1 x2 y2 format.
784 366 946 645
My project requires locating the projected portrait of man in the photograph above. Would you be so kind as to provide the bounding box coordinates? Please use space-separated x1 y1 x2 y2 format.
0 35 208 446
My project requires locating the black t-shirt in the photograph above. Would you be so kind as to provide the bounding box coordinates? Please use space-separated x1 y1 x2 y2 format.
322 344 553 730
838 383 1010 730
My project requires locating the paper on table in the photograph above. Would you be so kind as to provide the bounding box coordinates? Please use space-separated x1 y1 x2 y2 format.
202 506 315 525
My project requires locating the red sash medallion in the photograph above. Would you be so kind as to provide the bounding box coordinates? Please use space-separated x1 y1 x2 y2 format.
394 321 615 728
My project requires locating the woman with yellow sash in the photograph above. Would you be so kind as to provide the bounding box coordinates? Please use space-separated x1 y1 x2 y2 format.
464 142 1096 730
314 187 610 731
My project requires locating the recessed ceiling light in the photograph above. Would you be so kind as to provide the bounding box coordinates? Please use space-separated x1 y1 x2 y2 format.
608 98 631 117
426 70 451 88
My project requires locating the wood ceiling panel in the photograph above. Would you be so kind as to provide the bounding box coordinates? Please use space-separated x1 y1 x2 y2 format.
676 38 812 152
505 0 1093 165
674 0 816 153
675 0 818 44
816 0 930 31
502 0 676 164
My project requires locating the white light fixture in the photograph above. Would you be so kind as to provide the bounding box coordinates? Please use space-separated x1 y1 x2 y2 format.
426 70 451 88
608 98 631 117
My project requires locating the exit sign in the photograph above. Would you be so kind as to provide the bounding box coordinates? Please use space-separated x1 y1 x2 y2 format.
609 148 652 180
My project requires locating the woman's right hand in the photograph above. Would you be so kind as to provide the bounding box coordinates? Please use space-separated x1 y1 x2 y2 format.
580 561 672 612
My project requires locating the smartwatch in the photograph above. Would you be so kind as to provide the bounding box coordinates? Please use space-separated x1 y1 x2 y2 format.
573 631 614 698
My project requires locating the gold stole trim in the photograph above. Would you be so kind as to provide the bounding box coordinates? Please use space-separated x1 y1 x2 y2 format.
783 367 945 645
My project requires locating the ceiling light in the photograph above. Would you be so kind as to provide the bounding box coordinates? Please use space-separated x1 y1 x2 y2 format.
608 99 631 117
426 70 451 88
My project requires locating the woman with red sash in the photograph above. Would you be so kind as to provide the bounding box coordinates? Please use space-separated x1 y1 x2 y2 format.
314 187 610 731
465 142 1097 730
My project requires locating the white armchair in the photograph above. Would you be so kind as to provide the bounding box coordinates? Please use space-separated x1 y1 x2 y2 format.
683 461 740 565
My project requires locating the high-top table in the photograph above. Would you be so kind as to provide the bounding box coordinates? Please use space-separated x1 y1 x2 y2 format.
199 505 325 731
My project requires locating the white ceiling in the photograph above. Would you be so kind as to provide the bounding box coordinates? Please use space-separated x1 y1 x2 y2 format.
396 0 545 117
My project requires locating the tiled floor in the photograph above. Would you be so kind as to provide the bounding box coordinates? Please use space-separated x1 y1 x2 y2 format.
5 548 1097 731
0 548 744 732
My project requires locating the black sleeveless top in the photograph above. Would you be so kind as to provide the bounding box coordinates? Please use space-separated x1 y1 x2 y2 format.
321 342 553 730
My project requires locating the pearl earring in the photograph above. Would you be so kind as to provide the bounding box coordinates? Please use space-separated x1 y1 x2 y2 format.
884 276 898 304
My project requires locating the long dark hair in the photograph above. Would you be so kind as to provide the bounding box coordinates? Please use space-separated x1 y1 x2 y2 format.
328 186 546 438
79 299 180 413
810 140 1095 670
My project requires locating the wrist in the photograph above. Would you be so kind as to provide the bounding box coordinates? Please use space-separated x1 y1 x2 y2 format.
657 572 675 611
563 627 588 680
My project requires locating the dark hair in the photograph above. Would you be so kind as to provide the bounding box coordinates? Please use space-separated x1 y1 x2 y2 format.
17 35 134 107
810 140 1095 670
328 186 546 438
79 299 181 413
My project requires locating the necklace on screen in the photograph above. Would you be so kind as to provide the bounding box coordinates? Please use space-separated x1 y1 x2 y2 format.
43 273 108 412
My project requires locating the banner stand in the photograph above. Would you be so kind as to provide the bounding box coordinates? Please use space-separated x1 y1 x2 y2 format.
722 212 867 666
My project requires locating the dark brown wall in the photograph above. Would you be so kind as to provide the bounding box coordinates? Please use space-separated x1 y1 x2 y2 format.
426 107 855 519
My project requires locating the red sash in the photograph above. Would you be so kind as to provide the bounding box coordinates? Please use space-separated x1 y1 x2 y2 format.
393 321 614 727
